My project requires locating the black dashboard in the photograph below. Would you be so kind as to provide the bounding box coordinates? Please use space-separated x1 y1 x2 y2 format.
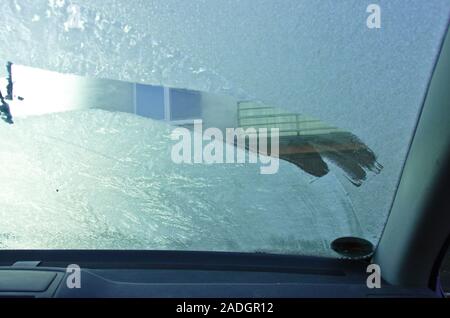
0 250 440 298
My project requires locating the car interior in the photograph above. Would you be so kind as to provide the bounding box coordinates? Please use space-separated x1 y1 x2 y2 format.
0 1 449 299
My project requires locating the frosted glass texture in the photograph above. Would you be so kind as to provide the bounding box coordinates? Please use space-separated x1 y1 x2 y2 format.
0 0 449 256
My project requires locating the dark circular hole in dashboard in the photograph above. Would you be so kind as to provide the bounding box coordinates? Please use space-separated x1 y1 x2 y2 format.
331 237 374 259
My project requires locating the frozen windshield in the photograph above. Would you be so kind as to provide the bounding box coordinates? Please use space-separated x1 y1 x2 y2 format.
0 0 449 257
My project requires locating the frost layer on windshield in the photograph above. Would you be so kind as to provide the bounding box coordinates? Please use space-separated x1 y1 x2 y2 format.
0 0 449 244
0 110 362 255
